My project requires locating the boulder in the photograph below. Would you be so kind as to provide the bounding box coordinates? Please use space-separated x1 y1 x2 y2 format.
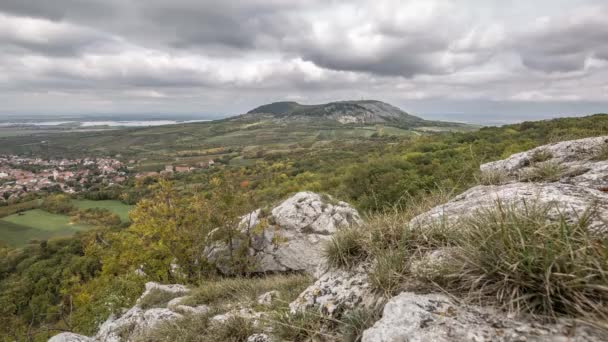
362 292 604 342
205 192 361 275
289 266 382 317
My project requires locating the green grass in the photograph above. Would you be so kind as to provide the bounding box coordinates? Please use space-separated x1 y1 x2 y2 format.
0 209 92 247
73 199 133 222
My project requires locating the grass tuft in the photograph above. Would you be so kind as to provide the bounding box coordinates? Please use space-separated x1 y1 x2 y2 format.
477 169 509 185
135 311 256 342
270 309 333 341
530 149 553 163
443 201 608 322
323 228 368 269
520 161 567 182
181 274 311 310
139 288 187 310
594 143 608 161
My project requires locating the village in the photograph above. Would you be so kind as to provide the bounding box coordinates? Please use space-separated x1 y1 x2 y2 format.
0 155 218 202
0 156 127 202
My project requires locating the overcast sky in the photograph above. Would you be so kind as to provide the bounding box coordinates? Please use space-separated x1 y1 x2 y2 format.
0 0 607 123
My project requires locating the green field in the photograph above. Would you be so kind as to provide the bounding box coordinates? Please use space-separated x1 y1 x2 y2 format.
0 209 92 247
73 199 133 222
0 200 133 247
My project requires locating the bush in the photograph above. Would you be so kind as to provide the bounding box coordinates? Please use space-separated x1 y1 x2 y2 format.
444 201 608 322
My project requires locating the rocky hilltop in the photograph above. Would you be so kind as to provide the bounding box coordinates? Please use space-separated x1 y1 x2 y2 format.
51 136 608 342
243 100 460 128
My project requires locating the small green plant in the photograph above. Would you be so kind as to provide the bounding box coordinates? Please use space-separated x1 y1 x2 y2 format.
323 228 368 269
530 149 553 163
520 161 567 182
138 288 187 310
443 201 608 321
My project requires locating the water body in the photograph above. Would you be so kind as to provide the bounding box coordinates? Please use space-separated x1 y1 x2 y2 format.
0 119 209 127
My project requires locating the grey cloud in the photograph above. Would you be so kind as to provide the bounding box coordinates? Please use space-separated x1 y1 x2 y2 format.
514 5 608 72
0 0 116 21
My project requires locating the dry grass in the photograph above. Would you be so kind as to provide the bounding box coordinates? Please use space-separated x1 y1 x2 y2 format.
181 273 311 310
477 169 510 185
139 288 187 310
135 312 257 342
442 201 608 324
594 143 608 161
529 149 554 163
520 161 567 182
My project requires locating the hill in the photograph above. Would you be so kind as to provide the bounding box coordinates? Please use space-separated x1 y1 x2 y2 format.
244 100 459 128
0 100 476 165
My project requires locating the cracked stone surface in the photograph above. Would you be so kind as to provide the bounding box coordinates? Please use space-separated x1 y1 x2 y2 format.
362 292 605 342
205 191 362 275
289 266 382 318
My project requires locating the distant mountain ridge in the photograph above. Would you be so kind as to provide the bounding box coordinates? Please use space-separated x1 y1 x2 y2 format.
245 100 460 128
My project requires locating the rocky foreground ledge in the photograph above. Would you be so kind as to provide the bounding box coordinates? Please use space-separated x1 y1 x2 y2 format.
51 136 608 342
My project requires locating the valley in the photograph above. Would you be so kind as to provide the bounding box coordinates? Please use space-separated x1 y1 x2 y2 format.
1 102 607 341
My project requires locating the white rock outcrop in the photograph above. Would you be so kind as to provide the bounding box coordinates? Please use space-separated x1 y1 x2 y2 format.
362 292 603 342
412 136 608 234
205 191 361 275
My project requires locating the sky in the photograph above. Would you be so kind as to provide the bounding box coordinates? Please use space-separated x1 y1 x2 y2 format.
0 0 607 123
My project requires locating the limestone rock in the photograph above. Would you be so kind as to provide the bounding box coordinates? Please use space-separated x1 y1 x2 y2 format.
289 266 382 317
362 292 604 342
95 307 182 342
410 182 608 234
205 192 361 275
48 333 92 342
